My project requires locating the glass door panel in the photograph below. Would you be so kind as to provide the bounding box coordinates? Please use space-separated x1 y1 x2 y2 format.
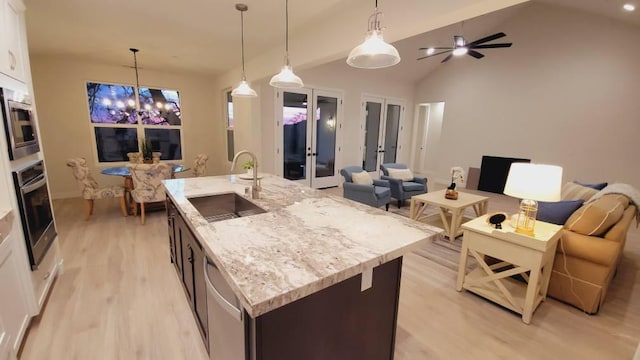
363 101 382 172
310 92 340 189
282 91 310 181
277 89 342 188
313 96 337 179
383 104 401 164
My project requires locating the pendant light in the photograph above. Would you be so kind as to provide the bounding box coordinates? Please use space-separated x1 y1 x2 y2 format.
129 48 155 120
231 3 257 98
270 0 303 89
346 0 400 69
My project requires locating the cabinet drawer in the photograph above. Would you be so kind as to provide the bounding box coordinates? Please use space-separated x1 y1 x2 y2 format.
30 239 59 310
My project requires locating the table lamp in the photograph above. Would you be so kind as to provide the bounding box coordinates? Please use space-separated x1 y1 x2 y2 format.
503 163 563 236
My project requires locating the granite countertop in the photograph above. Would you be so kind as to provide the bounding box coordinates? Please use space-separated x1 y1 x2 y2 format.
163 175 441 318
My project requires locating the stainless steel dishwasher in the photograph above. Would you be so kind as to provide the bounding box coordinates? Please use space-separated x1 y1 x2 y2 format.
204 256 246 359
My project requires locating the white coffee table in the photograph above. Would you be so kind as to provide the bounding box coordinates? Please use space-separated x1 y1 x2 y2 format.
409 189 489 240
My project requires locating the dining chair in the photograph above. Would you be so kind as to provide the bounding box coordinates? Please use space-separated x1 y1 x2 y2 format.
193 154 209 177
66 158 128 220
127 163 172 224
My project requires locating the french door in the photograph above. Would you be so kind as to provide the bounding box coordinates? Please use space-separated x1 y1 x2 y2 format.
361 96 404 176
275 88 343 188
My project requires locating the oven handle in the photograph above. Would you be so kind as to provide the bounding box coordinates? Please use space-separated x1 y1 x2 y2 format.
21 175 47 194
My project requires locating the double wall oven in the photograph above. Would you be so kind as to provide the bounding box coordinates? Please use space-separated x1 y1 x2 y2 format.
1 87 55 270
12 160 57 270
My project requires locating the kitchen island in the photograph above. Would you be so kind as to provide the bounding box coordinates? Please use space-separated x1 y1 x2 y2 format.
163 175 441 359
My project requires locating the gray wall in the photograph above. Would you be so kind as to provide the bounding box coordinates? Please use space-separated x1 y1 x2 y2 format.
414 3 640 187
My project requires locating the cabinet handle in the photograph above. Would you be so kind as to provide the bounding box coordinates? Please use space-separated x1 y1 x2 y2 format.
187 244 193 263
8 51 16 71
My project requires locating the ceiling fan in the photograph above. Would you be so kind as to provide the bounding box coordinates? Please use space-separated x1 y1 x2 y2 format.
417 32 512 63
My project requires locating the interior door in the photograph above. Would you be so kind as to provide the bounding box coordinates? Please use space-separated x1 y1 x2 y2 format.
276 88 342 189
361 97 404 176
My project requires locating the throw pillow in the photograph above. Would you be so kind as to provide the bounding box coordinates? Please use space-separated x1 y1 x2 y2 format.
565 194 627 236
537 200 584 225
387 168 414 181
561 182 598 202
351 171 373 185
573 180 608 190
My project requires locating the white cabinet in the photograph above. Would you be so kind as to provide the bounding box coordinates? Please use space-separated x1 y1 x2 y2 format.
0 230 31 356
30 238 60 310
0 317 17 360
0 0 26 82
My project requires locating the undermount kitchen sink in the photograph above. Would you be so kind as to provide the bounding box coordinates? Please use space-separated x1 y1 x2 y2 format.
187 192 267 223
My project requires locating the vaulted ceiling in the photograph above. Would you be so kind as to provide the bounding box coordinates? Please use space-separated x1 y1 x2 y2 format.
23 0 639 80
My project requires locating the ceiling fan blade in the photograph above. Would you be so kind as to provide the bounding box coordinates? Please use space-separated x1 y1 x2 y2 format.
418 47 454 50
441 53 454 63
471 43 512 49
416 50 453 61
468 32 506 46
467 50 485 59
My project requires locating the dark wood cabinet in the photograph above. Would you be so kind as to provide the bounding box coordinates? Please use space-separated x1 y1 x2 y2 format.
251 257 402 360
168 198 208 350
191 235 208 343
166 199 182 276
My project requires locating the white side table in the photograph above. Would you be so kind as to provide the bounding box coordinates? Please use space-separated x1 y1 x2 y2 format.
456 215 562 324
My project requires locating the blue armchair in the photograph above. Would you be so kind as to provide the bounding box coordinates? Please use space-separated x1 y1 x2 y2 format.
380 163 428 208
340 166 391 211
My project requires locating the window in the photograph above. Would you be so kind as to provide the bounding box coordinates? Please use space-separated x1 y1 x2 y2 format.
86 82 183 162
225 90 234 161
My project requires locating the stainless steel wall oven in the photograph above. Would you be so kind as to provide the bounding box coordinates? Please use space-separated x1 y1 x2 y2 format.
13 160 57 270
1 87 40 160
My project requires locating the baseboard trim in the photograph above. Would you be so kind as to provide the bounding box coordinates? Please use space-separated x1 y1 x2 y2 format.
52 191 81 200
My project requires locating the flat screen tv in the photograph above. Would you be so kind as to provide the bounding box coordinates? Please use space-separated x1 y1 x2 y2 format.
478 156 531 194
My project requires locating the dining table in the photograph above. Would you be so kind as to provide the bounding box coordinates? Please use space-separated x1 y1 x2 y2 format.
101 163 190 214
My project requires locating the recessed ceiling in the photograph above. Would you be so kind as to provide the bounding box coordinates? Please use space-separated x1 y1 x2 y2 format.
23 0 345 75
23 0 639 79
535 0 640 26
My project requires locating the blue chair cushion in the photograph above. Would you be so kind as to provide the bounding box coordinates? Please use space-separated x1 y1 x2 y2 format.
537 199 584 225
402 182 425 192
374 186 391 197
573 181 608 190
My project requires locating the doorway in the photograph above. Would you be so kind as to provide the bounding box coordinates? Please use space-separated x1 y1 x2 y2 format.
275 88 343 188
411 102 445 176
361 96 405 176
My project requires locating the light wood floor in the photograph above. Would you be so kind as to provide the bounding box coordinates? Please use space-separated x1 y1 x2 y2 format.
19 187 640 359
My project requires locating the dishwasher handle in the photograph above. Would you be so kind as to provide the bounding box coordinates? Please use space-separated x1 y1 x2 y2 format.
204 257 243 322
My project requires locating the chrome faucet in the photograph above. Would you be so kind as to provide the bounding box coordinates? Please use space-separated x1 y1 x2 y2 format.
231 150 260 199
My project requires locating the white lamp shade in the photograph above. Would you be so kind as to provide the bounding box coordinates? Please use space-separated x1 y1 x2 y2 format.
270 64 304 89
503 163 563 202
231 80 257 98
346 30 401 69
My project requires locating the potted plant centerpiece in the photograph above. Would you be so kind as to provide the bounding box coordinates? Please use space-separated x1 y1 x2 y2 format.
445 166 465 200
243 159 255 176
140 138 153 164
